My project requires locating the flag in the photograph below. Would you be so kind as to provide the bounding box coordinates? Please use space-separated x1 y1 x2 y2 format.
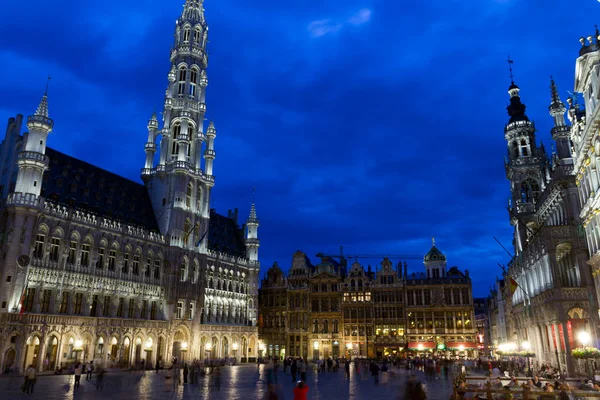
508 276 519 296
195 226 209 247
183 221 198 243
19 285 28 314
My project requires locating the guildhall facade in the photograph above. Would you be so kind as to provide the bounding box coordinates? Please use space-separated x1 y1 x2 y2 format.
258 243 477 360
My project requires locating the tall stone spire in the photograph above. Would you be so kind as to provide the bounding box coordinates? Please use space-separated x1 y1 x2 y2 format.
143 0 213 252
548 77 571 161
245 189 260 262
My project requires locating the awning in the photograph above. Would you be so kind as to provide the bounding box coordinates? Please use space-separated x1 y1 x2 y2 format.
447 342 477 350
408 342 435 349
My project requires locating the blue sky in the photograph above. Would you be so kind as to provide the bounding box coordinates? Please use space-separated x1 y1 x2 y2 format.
0 0 598 296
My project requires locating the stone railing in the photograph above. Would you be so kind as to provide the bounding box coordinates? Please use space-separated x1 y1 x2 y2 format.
17 151 49 166
1 312 169 329
6 192 41 207
42 199 165 244
207 249 259 268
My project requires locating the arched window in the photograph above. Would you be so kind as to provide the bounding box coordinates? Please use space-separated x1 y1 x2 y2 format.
520 139 529 157
183 27 191 42
189 69 198 97
193 27 201 43
178 68 187 95
196 187 203 211
173 123 181 139
186 183 193 207
520 179 540 203
184 218 191 244
179 261 187 282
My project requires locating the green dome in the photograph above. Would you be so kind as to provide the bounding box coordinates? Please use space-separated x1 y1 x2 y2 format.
424 245 446 262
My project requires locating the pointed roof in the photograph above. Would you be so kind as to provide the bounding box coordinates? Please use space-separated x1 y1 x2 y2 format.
549 76 566 114
180 0 205 24
35 93 49 118
424 238 446 262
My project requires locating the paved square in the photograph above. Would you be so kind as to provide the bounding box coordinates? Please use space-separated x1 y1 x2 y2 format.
0 364 456 399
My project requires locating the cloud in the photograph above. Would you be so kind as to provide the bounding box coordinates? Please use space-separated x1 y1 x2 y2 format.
347 8 372 25
307 8 372 37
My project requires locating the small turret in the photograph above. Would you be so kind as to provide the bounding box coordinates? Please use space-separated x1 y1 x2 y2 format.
144 112 159 170
14 82 53 197
548 77 572 161
245 190 259 262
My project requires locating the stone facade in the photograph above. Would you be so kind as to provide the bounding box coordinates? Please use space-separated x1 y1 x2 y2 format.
0 0 259 374
497 49 600 375
258 243 477 360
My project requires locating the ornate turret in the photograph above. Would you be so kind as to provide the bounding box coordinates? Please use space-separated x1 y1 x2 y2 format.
579 25 600 57
14 84 52 198
143 0 213 251
548 77 572 161
245 192 259 262
423 237 446 278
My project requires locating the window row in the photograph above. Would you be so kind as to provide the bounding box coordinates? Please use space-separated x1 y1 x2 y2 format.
33 234 162 280
22 288 159 320
312 319 339 334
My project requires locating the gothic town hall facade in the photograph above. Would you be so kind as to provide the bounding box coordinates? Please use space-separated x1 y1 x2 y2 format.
0 0 260 373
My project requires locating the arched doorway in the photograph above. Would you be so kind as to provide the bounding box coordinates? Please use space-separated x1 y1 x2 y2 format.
109 337 118 364
172 330 188 364
200 337 207 360
222 337 229 358
123 338 131 365
3 348 16 373
44 336 59 370
23 336 40 370
212 337 219 358
241 337 248 362
249 337 256 360
134 338 142 366
157 337 164 364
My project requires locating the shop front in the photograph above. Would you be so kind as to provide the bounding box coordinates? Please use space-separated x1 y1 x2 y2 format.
407 341 435 357
447 342 477 358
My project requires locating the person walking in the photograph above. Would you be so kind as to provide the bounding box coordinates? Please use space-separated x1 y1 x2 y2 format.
345 360 350 380
370 361 380 385
291 359 298 382
95 365 105 391
298 359 307 382
22 364 36 394
155 358 161 373
74 363 83 389
183 363 189 384
293 380 309 400
86 361 94 380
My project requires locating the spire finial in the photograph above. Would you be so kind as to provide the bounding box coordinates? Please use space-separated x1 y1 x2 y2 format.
432 236 435 246
44 75 51 95
507 56 514 83
550 75 560 103
252 186 256 204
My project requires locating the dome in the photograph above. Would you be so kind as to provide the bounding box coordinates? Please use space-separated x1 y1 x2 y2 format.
424 245 446 262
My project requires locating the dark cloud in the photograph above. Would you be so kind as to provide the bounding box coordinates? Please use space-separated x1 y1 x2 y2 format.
1 0 597 296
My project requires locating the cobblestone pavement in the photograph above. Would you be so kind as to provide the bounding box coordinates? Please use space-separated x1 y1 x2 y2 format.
0 364 456 399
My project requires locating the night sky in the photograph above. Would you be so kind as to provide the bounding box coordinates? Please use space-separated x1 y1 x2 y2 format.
0 0 598 296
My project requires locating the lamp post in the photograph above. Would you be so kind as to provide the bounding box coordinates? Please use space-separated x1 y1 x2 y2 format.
578 331 592 379
522 341 531 373
144 339 153 370
73 339 84 362
180 341 188 363
232 342 239 363
205 342 212 361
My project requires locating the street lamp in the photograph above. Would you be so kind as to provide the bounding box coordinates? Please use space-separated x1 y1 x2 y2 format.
144 338 153 369
522 341 531 373
205 342 212 360
73 339 84 362
180 341 188 363
578 331 593 379
232 342 239 363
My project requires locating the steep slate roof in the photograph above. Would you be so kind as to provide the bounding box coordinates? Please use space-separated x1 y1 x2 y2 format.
41 148 247 257
42 148 159 231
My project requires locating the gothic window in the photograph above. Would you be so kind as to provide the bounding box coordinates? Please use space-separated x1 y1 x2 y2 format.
81 242 90 267
189 69 198 97
145 256 152 277
123 252 130 274
193 27 201 43
59 292 69 314
184 218 191 245
74 293 83 314
323 320 329 333
171 141 179 155
108 248 116 270
180 262 187 282
96 247 105 269
117 298 124 317
196 186 203 211
133 253 140 275
520 139 529 157
128 299 135 318
186 183 193 207
150 301 157 320
34 234 45 259
178 68 187 95
154 259 161 280
173 123 181 139
49 237 60 262
520 179 540 203
67 241 77 264
183 27 190 42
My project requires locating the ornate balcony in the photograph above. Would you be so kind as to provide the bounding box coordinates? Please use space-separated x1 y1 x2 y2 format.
27 114 53 128
144 143 156 151
17 151 49 168
6 192 41 207
204 149 216 159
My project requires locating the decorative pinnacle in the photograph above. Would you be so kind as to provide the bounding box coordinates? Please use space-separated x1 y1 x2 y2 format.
550 76 560 103
248 187 258 223
507 56 514 83
35 94 49 118
431 236 435 246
